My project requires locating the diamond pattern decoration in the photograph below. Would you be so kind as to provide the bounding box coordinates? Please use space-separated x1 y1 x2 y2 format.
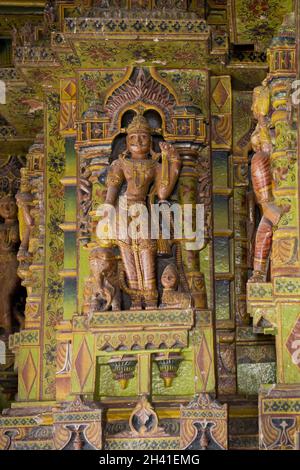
212 79 229 110
286 315 300 369
63 80 76 100
21 352 37 397
196 334 212 390
75 338 93 390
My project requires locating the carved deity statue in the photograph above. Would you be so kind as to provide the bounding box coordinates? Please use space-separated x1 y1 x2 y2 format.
0 195 20 333
104 114 181 309
249 85 289 282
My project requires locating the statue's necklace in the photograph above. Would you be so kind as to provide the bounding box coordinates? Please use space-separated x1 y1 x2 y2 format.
121 154 157 190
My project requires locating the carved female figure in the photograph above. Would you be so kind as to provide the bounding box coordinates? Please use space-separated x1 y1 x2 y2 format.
104 114 181 309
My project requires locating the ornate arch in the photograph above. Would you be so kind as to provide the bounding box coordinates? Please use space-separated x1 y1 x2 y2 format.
104 68 177 135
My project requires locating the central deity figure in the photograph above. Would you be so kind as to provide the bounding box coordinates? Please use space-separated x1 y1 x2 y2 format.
104 113 181 309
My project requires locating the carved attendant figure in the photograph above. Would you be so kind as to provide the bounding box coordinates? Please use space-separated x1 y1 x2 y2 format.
104 114 181 309
249 85 289 282
0 195 20 333
82 247 121 316
160 263 191 309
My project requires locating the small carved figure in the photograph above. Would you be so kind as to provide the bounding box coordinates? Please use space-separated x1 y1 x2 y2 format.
19 22 35 46
16 171 34 262
249 85 289 282
44 0 57 30
0 195 20 333
104 113 181 309
160 263 191 309
82 247 121 317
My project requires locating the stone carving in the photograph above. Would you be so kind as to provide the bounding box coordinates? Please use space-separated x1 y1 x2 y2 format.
0 195 20 333
160 263 191 309
16 168 34 265
105 69 176 135
249 84 289 282
82 247 121 316
103 113 181 310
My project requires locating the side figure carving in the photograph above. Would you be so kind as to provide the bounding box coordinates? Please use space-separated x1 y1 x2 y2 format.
83 247 121 316
249 84 289 282
0 195 20 333
160 263 192 309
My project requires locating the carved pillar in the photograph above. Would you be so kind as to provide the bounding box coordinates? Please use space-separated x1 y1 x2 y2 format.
247 11 300 450
76 118 111 314
269 74 298 276
177 145 207 309
8 136 46 403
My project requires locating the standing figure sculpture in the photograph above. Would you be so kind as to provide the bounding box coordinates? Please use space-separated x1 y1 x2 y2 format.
82 247 121 317
104 113 181 309
0 195 20 333
249 85 289 282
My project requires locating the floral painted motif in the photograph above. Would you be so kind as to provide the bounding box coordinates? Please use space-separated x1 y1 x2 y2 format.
156 70 208 113
75 40 207 69
232 0 293 46
43 92 65 398
79 70 126 116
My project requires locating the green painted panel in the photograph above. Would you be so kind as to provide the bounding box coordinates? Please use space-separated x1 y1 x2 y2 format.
64 278 77 320
214 237 230 273
78 246 90 313
237 363 276 395
65 137 76 175
65 186 77 222
213 195 229 231
233 189 247 238
215 280 231 320
200 243 212 309
213 152 228 187
64 231 76 270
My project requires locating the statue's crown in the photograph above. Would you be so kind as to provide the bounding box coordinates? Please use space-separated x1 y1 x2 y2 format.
127 113 151 135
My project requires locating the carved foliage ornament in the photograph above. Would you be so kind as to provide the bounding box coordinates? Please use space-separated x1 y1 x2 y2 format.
104 68 176 135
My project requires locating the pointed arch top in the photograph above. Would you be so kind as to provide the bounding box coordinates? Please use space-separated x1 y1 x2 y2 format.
104 68 178 135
